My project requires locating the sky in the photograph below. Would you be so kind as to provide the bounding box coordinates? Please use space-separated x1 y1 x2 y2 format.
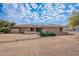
0 3 79 26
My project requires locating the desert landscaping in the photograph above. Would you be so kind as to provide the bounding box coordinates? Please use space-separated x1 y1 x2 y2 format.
0 3 79 56
0 31 79 56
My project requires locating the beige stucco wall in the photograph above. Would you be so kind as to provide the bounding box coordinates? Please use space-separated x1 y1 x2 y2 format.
20 27 30 33
42 27 60 32
20 27 37 33
17 27 63 33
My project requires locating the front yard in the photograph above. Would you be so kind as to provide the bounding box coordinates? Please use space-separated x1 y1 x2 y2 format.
0 32 79 56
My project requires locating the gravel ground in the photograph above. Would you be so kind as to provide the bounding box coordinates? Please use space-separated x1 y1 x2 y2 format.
0 33 79 56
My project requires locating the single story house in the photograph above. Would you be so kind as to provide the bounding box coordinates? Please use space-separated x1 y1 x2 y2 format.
11 24 63 33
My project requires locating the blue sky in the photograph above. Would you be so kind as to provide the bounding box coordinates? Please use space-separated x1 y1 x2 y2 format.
0 3 79 26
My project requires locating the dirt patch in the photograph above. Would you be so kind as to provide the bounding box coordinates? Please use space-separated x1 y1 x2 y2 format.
0 34 39 42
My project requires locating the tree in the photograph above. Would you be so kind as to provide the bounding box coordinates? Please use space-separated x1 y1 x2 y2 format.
0 20 15 28
68 11 79 28
0 20 15 33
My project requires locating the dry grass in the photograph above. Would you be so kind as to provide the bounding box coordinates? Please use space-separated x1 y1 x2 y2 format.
0 33 79 56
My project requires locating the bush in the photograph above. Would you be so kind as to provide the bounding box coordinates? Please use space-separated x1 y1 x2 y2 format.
39 31 47 36
39 31 56 37
0 27 11 33
49 32 56 36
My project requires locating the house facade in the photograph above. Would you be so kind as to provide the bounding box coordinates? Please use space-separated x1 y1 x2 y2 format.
11 24 63 33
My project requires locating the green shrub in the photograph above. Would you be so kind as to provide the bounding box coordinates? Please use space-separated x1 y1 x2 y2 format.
39 31 56 37
0 20 15 33
48 32 56 36
0 28 3 32
40 31 47 36
0 27 10 33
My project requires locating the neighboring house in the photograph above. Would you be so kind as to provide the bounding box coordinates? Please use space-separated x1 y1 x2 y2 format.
11 24 63 33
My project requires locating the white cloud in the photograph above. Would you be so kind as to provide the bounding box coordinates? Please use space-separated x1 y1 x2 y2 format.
2 3 33 23
30 3 37 9
57 9 64 13
1 3 76 25
54 3 65 9
67 6 75 14
74 3 79 6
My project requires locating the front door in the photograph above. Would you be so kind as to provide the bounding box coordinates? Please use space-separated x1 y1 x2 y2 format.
59 27 63 32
